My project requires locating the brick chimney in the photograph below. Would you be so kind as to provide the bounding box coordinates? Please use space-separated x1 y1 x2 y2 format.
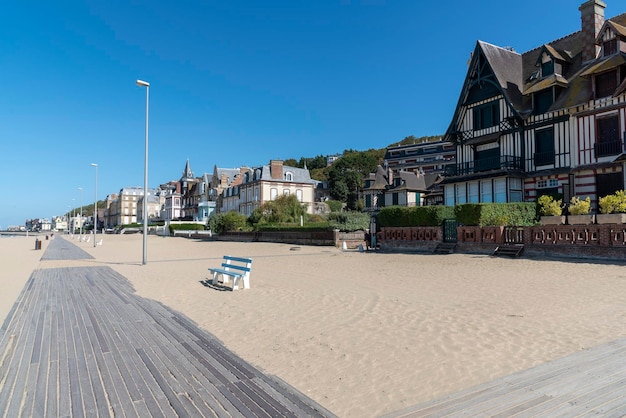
270 159 284 180
579 0 606 62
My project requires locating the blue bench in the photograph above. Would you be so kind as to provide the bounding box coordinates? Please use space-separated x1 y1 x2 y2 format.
208 255 253 290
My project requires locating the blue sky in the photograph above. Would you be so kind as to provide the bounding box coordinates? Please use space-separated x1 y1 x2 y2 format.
0 0 609 227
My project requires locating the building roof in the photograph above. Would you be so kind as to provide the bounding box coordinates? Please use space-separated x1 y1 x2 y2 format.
446 6 626 139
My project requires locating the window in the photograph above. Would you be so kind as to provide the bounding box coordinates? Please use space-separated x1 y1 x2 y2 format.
481 180 493 202
494 178 507 202
455 184 467 204
473 102 499 130
541 60 554 77
285 172 293 181
475 143 500 172
596 70 617 98
509 178 523 202
595 115 622 157
270 188 278 200
534 128 555 166
534 89 554 115
468 182 479 203
444 185 455 206
365 194 372 208
296 189 303 201
284 189 290 196
603 38 617 57
392 193 399 205
596 172 624 199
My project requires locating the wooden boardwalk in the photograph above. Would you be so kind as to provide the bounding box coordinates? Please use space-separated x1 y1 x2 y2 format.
0 237 335 417
383 340 626 417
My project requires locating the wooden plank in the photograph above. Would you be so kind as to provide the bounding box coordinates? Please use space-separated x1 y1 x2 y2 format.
0 261 332 418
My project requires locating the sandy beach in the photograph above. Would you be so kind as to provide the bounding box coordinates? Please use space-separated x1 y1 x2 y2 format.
2 233 626 417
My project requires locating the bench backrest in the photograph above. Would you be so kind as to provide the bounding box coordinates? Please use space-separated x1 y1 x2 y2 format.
224 255 253 264
223 255 252 274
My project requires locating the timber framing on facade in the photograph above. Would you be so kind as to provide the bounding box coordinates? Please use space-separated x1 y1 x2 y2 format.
443 0 626 210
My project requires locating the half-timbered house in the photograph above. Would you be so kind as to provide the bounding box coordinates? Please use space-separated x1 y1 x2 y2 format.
443 0 626 209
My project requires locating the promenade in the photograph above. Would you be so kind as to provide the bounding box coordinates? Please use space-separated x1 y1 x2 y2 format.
0 237 334 417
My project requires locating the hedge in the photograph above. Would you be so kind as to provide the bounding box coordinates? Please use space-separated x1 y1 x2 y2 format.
454 203 537 226
378 206 455 227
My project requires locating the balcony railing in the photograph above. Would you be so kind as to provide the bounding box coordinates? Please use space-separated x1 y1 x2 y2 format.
594 139 625 158
533 150 556 166
445 155 522 176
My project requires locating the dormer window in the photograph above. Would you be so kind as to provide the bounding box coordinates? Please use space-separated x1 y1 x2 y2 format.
603 38 617 57
285 171 293 181
596 70 618 98
541 60 554 77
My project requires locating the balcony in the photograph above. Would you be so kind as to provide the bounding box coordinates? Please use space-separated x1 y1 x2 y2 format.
533 150 556 166
594 138 625 158
445 155 522 176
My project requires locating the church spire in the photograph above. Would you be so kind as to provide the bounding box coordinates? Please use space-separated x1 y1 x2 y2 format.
182 159 194 180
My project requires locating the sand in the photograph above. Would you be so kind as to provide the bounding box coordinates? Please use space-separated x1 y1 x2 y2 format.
3 233 626 417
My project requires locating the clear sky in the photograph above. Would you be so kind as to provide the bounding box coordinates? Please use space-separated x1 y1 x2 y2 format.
1 0 613 227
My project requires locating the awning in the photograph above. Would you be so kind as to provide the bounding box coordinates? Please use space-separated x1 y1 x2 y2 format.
464 132 501 146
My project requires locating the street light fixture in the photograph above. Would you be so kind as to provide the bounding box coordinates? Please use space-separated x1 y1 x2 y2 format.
78 187 83 238
91 163 98 247
136 79 150 265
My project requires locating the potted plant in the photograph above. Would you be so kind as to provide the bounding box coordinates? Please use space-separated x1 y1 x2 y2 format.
567 196 594 225
597 190 626 224
538 195 565 225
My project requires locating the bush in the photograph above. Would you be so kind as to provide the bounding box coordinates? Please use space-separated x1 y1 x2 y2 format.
538 195 562 216
208 211 249 234
326 200 343 212
598 190 626 214
568 196 591 215
455 203 537 226
327 211 370 231
378 206 454 227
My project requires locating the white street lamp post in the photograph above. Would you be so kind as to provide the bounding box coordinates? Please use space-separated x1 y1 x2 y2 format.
71 198 76 236
91 163 98 247
136 79 150 265
78 187 83 238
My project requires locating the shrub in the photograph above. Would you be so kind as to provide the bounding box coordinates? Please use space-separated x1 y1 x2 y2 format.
326 200 343 213
538 195 562 216
378 206 454 227
568 196 591 215
169 223 205 231
208 211 249 234
598 190 626 214
327 211 370 231
455 203 537 226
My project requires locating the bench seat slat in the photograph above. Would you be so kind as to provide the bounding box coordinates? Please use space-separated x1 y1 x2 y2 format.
207 268 244 278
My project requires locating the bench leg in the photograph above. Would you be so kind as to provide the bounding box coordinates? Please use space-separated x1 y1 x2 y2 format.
241 275 250 289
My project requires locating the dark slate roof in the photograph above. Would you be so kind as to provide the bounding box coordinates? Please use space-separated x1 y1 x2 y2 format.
389 171 428 192
364 165 390 191
446 9 626 140
257 164 313 183
478 41 524 112
215 168 241 184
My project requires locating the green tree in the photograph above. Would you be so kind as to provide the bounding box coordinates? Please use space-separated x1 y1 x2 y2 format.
208 211 248 234
283 158 298 167
299 155 327 170
250 194 307 226
328 151 378 210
